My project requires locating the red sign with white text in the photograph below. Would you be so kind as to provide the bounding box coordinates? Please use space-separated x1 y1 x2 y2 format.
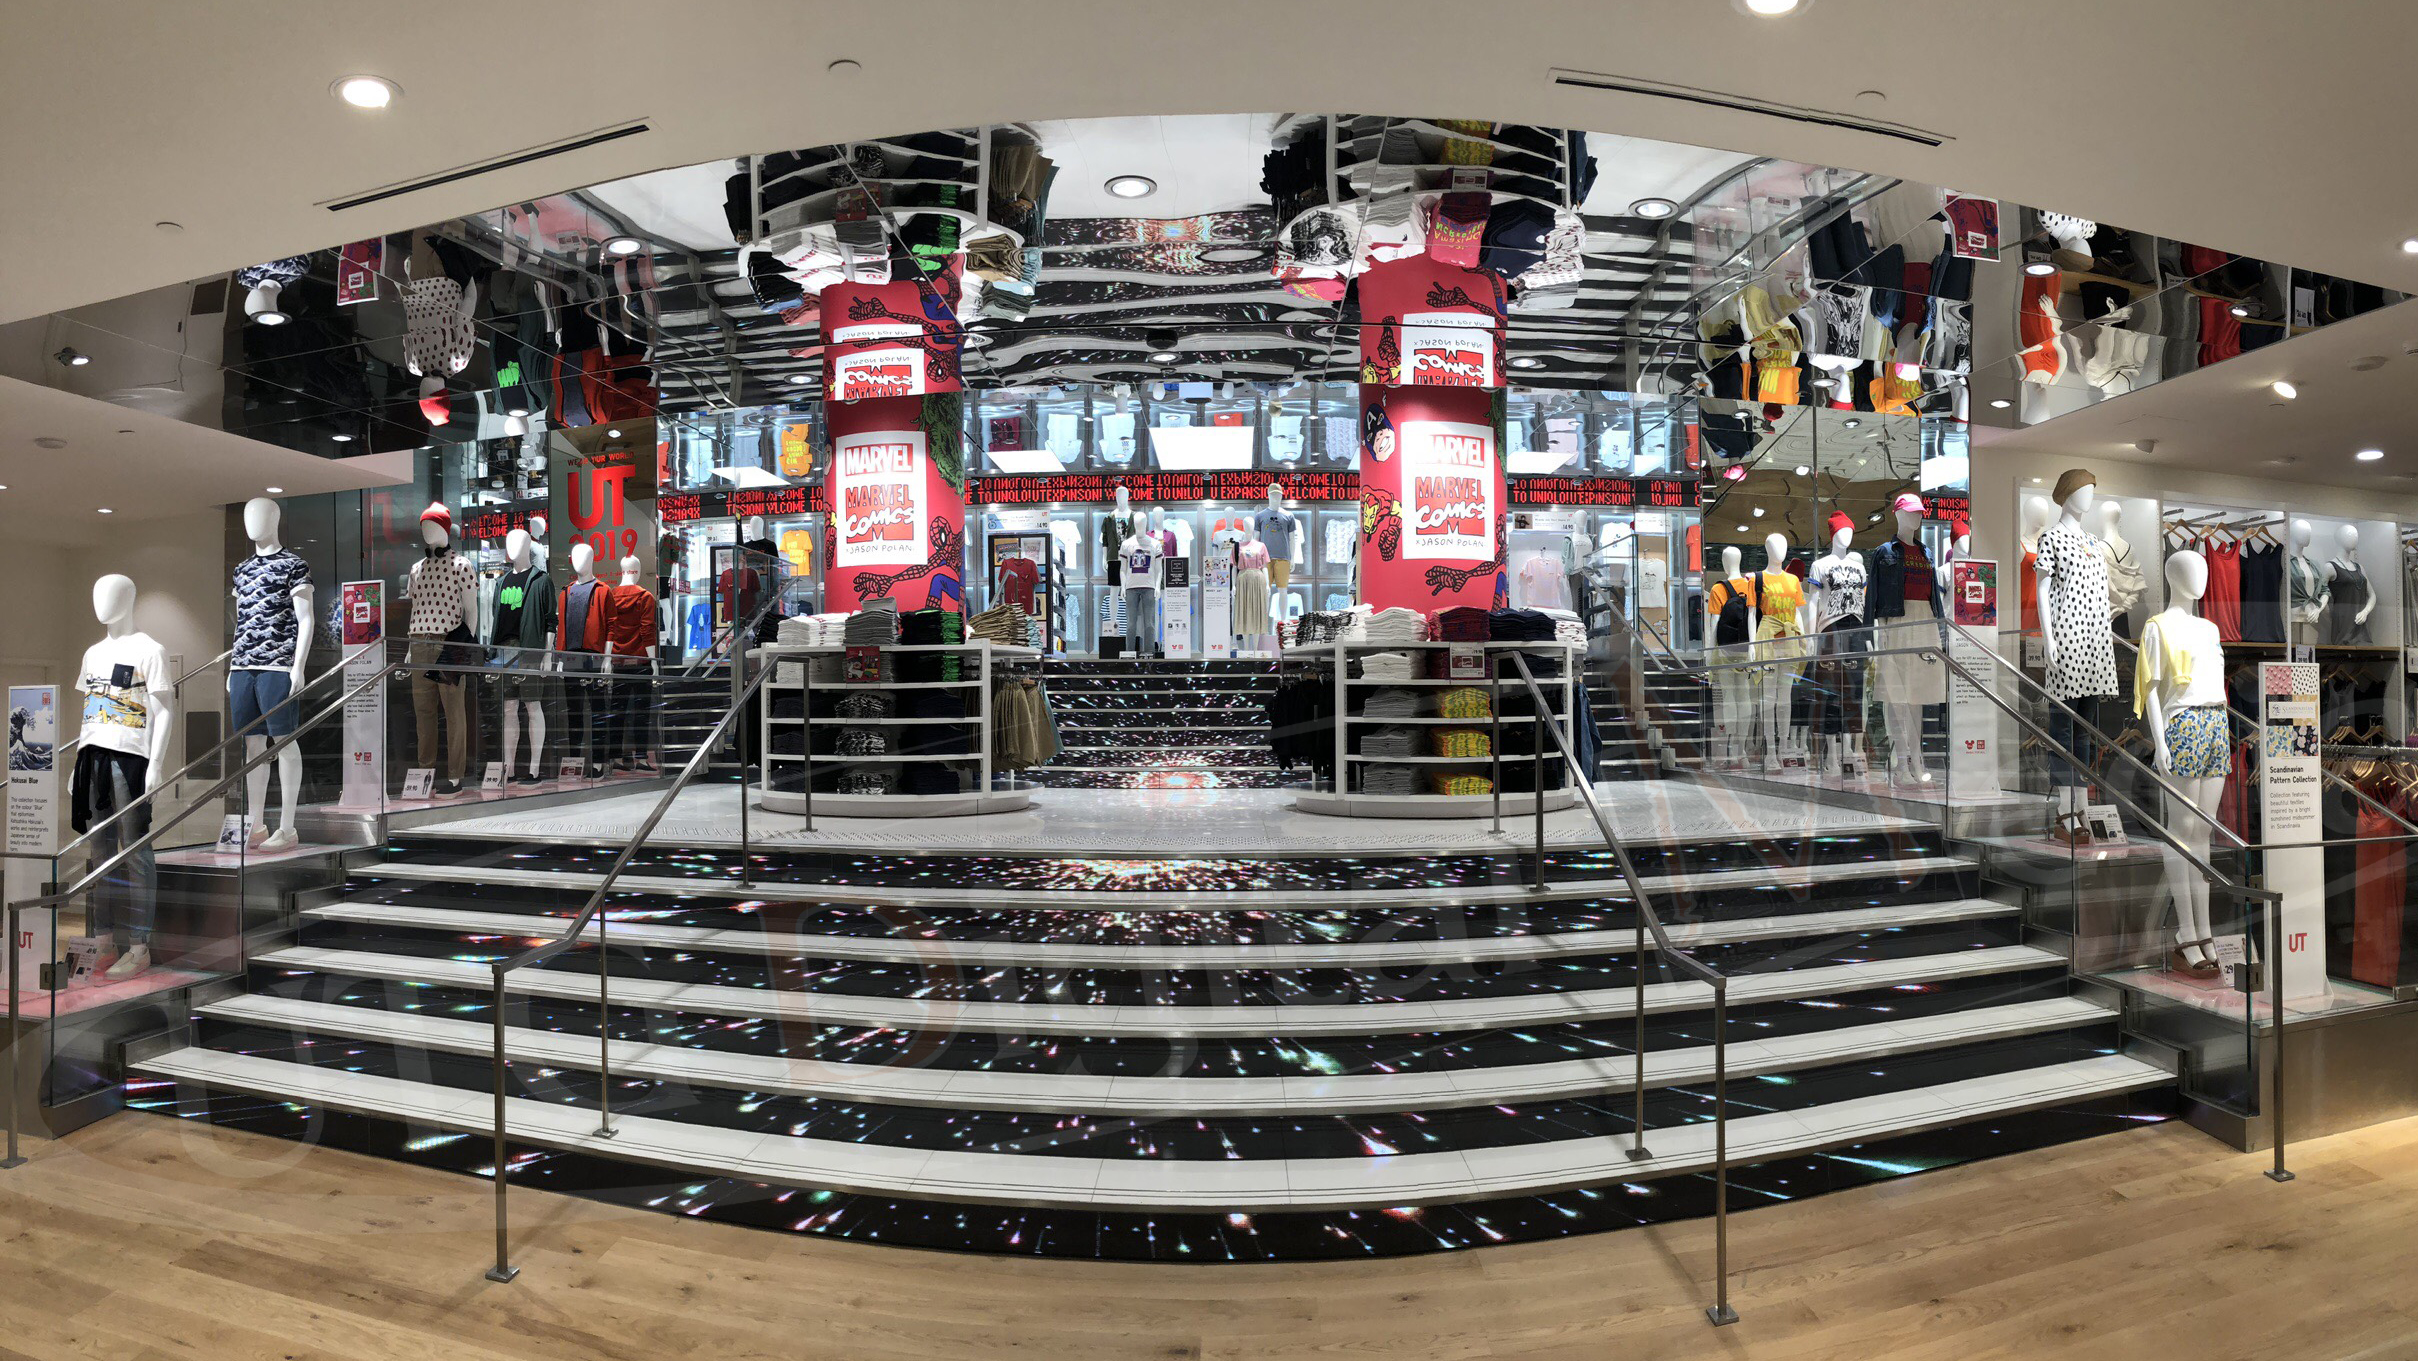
1357 385 1503 612
822 396 963 612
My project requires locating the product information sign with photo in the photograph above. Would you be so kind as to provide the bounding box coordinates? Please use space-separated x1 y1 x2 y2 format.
7 685 59 923
338 583 386 809
2261 661 2326 998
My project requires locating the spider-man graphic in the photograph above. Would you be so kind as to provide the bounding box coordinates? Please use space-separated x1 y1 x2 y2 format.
850 517 966 607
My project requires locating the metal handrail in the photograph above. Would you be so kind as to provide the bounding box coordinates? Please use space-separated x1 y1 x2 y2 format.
1497 650 1737 1327
484 659 774 1284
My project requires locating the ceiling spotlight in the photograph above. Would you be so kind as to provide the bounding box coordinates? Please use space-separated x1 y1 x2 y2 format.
1812 377 1835 389
96 508 113 515
2271 380 2298 400
603 235 645 257
1150 351 1179 365
1793 464 1809 475
2023 260 2058 277
506 404 529 417
2229 303 2251 318
1509 356 1545 370
1630 197 1679 220
786 373 812 385
333 75 397 109
1752 507 1765 518
331 432 354 442
1742 0 1803 13
503 413 529 438
2357 448 2386 461
53 347 89 367
264 486 284 495
1842 417 1862 428
1105 175 1158 200
1721 464 1747 481
1989 398 2012 409
2403 239 2418 255
245 282 289 325
607 428 624 438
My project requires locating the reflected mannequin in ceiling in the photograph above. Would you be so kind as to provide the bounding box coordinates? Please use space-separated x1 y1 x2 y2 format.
1118 518 1162 656
1809 511 1871 779
558 541 607 778
1753 530 1810 772
1705 544 1755 768
2327 523 2374 645
231 497 314 851
2287 519 2327 646
1102 486 1140 592
2138 547 2226 980
77 573 175 982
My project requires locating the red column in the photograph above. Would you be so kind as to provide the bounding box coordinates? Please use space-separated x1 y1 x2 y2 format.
818 266 967 612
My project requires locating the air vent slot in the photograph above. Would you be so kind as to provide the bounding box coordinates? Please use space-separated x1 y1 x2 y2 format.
320 121 653 212
1550 71 1949 147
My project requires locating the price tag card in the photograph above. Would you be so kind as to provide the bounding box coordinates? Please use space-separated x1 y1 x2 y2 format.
1448 645 1486 680
215 814 251 853
400 768 435 801
845 646 883 683
482 761 507 792
560 758 586 784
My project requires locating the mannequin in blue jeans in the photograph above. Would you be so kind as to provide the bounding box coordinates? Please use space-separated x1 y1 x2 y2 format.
72 574 176 982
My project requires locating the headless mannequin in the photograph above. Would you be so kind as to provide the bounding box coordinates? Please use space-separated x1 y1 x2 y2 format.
2288 519 2326 644
233 498 313 850
1809 522 1865 775
411 514 480 794
564 542 602 775
2037 482 2107 819
2141 550 2225 979
496 528 554 781
86 575 175 980
1755 531 1809 769
1118 523 1161 655
1711 544 1756 765
610 553 660 770
1884 505 1937 784
2329 523 2373 642
1263 484 1302 623
1106 486 1137 586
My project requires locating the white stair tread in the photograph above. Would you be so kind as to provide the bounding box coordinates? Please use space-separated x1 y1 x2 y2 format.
129 1049 2169 1211
252 942 2065 1038
351 853 1977 913
300 896 2018 971
198 993 2116 1117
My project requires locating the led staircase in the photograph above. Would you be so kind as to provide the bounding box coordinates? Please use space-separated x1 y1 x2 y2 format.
130 803 2176 1262
1029 658 1289 789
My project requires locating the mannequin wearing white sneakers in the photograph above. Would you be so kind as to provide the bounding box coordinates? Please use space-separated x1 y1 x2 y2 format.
229 497 314 853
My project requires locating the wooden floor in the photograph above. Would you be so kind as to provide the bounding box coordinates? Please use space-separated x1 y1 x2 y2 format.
5 1112 2418 1360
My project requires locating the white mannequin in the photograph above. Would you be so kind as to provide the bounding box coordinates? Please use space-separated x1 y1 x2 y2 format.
569 541 597 584
2288 518 2325 643
1119 525 1161 654
1809 519 1867 776
1755 531 1808 769
2095 499 2141 626
2037 481 2105 818
610 552 658 771
2329 523 2372 640
1711 544 1756 766
2141 549 2225 978
233 498 314 850
1261 483 1302 626
1885 503 1936 785
495 528 554 782
2019 495 2054 555
85 575 176 980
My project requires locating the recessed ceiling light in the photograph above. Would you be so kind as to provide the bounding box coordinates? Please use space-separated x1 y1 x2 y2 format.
265 486 283 494
1508 356 1545 369
253 308 289 326
2357 448 2386 461
333 75 397 109
786 373 812 385
826 58 861 74
1990 398 2012 409
330 432 354 442
1736 524 1752 533
96 508 113 515
1105 175 1157 200
1629 197 1679 220
2023 260 2058 277
2229 303 2251 318
54 347 88 366
1150 351 1180 365
1742 0 1802 13
1812 377 1835 389
2271 380 2298 399
1752 507 1765 518
1842 417 1862 428
1793 465 1809 475
2403 239 2418 255
603 235 644 257
607 428 624 438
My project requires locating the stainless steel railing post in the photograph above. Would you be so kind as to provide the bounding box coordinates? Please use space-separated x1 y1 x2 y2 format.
2265 890 2294 1183
595 899 615 1140
1531 704 1547 893
4 902 22 1170
485 965 517 1283
1627 902 1650 1162
1707 983 1736 1327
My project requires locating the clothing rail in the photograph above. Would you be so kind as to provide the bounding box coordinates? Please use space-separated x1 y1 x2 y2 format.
1496 650 1738 1327
484 658 774 1283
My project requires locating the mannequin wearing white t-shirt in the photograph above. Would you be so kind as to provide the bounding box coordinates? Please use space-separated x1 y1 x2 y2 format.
1119 529 1162 655
2140 550 2226 979
79 574 176 981
234 498 314 851
1254 485 1303 626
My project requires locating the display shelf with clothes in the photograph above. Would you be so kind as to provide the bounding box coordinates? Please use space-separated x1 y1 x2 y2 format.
754 640 1039 817
1280 640 1581 818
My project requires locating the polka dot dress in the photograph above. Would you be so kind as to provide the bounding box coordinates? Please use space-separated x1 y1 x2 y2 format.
2037 522 2117 699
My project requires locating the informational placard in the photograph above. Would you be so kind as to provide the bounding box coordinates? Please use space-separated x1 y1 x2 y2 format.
1944 193 2001 261
6 684 59 932
1202 549 1233 657
336 238 384 305
399 767 435 802
1945 559 2000 797
338 583 386 810
1163 585 1194 659
831 430 929 567
2261 661 2326 999
1399 319 1496 388
831 349 926 401
1399 420 1497 560
482 761 507 792
215 814 251 853
560 756 585 784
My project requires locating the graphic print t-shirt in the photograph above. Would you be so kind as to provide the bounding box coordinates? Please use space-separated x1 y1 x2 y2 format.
1122 537 1162 589
231 548 312 669
77 632 169 757
491 566 557 649
1356 256 1507 388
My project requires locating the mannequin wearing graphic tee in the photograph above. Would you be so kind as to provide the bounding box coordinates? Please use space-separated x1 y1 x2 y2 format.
75 574 174 981
2328 523 2375 645
489 528 557 784
1253 485 1302 625
406 503 480 796
1702 545 1758 766
2036 473 2119 826
1100 487 1140 588
229 497 314 850
1808 513 1870 776
1870 497 1946 785
557 543 609 776
603 554 661 770
2137 549 2228 980
1120 527 1163 655
2287 519 2328 646
1751 532 1809 769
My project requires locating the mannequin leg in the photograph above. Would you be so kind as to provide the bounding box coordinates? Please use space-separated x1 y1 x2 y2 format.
2161 773 2226 971
1885 701 1925 782
244 736 272 843
501 699 523 779
260 744 303 850
522 701 548 777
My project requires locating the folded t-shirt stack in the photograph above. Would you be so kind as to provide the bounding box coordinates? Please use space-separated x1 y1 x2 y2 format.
1360 687 1428 719
1438 687 1492 721
1431 771 1493 796
836 690 893 719
1359 763 1420 796
838 727 890 757
899 763 963 796
1433 727 1491 759
1537 607 1587 647
1293 610 1355 648
1488 608 1558 641
775 613 851 647
843 602 901 646
1363 607 1428 645
898 608 966 682
840 769 898 796
1434 606 1492 641
1358 725 1421 759
1357 650 1420 682
897 688 967 719
967 602 1031 648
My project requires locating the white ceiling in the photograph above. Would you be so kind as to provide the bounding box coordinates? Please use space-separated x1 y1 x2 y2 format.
0 377 409 547
1024 114 1282 219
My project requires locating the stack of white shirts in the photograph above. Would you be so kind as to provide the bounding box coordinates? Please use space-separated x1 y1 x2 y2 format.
1357 650 1420 682
1362 607 1427 645
776 612 852 647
